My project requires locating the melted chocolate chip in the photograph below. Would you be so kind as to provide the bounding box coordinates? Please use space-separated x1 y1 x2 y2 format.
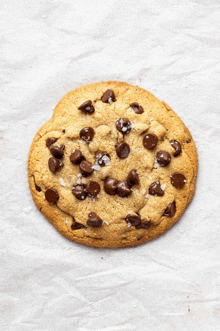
104 178 119 195
135 219 152 229
79 160 94 177
143 133 158 149
95 151 110 167
49 145 65 159
70 150 85 164
80 127 95 143
78 100 95 114
170 140 182 157
101 89 116 103
46 137 58 147
163 201 176 217
149 181 164 196
116 118 132 134
71 219 86 230
72 184 88 200
45 189 59 204
87 212 103 227
126 169 139 187
86 180 100 197
156 151 171 167
130 102 144 114
115 142 130 159
170 173 186 188
48 157 64 173
117 181 132 197
125 214 141 226
35 184 41 192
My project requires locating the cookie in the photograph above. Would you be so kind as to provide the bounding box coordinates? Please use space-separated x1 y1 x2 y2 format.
28 81 198 248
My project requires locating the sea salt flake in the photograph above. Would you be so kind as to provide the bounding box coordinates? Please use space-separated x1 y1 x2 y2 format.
77 174 82 183
142 189 146 194
145 194 150 199
127 222 132 227
92 198 96 202
97 194 100 198
92 164 101 171
72 149 75 153
64 219 68 224
59 178 65 187
161 184 166 191
149 176 152 180
108 98 112 103
102 155 110 165
104 221 109 225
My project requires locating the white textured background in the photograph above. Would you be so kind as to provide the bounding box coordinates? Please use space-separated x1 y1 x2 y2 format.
1 0 220 330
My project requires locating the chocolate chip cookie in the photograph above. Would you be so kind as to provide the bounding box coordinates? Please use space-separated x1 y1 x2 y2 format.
28 81 198 247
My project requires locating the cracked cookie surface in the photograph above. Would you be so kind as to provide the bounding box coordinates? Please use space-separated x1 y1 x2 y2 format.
28 81 198 247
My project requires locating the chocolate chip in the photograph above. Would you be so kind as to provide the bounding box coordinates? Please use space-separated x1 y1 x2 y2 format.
46 137 58 147
35 184 41 192
86 180 100 197
125 214 141 226
170 140 182 157
149 181 164 196
80 127 95 143
126 169 139 187
104 178 119 195
70 150 85 164
101 89 116 103
78 100 95 114
79 160 94 177
48 157 64 173
116 118 132 134
143 133 158 149
95 151 110 167
87 212 103 227
117 181 132 197
170 173 186 188
115 142 130 159
49 145 65 159
156 151 171 167
135 219 152 229
130 102 144 114
45 189 59 204
163 201 176 217
186 139 191 143
71 218 86 230
72 184 88 200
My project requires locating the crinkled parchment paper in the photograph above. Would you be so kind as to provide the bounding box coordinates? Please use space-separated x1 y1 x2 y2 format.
1 0 220 330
